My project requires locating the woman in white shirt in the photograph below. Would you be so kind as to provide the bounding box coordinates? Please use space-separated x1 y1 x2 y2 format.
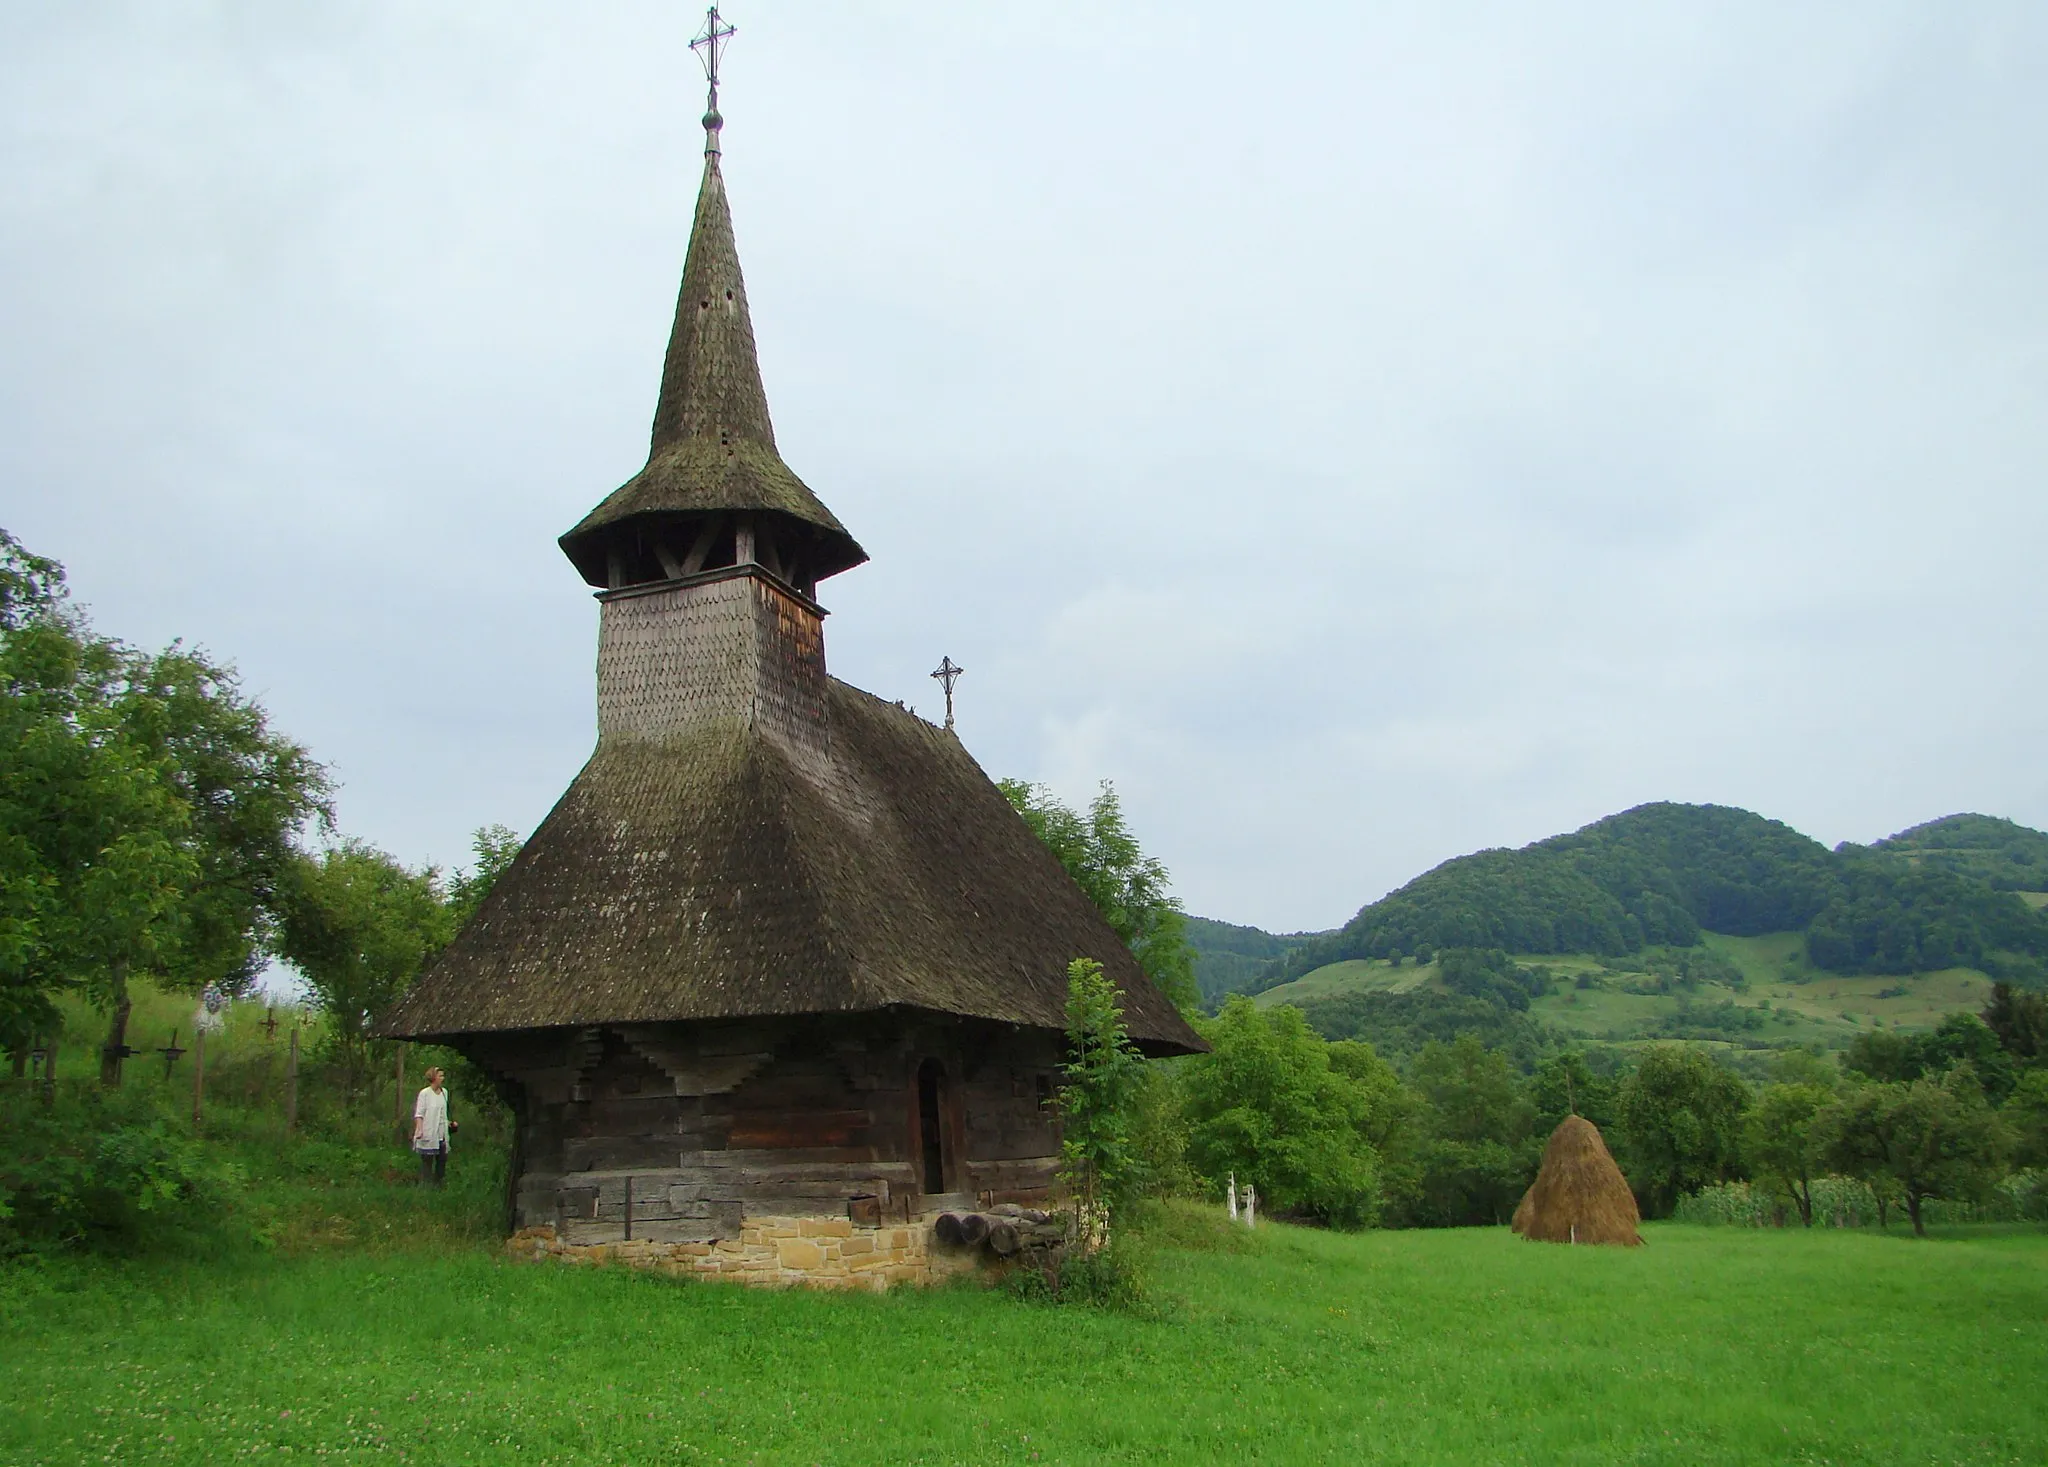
412 1066 457 1187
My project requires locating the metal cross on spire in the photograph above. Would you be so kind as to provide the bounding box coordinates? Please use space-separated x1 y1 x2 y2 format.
930 656 964 731
691 5 737 155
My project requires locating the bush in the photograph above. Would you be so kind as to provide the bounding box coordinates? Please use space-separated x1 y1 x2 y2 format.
0 1088 246 1255
1000 1233 1148 1310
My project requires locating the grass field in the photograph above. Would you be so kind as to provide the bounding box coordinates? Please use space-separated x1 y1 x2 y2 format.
1251 957 1438 1008
1257 933 1997 1057
3 1213 2043 1465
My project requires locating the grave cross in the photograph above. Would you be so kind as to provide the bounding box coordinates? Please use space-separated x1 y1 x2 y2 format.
157 1029 187 1081
929 656 963 730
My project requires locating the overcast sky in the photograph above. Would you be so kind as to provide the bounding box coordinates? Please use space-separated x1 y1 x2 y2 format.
4 2 2044 935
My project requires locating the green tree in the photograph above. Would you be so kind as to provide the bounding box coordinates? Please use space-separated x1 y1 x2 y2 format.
1529 1051 1619 1133
447 824 523 929
1826 1070 2011 1236
999 779 1198 1016
1982 982 2048 1065
1057 957 1148 1251
0 532 330 1080
94 645 330 1083
1743 1083 1835 1226
1614 1045 1751 1216
1328 1038 1426 1218
1998 1068 2048 1170
1844 1013 2017 1103
0 533 194 1058
1178 997 1381 1227
1407 1034 1539 1226
278 842 454 1094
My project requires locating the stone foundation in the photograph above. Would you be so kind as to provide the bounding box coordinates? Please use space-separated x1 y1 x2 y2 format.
505 1213 986 1291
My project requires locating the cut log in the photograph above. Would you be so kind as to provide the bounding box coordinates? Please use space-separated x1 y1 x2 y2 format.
934 1212 967 1245
956 1212 990 1245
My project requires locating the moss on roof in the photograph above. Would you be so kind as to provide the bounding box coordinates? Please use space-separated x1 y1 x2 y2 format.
560 154 866 586
377 681 1204 1056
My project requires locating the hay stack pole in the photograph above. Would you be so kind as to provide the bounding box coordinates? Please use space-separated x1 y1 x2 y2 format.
1511 1115 1642 1247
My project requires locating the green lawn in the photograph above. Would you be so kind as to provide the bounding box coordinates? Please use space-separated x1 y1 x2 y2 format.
4 1217 2043 1465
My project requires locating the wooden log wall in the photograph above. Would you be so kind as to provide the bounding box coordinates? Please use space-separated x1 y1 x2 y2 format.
461 1013 1065 1240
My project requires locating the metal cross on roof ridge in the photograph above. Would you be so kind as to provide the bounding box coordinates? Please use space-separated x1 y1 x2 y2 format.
930 655 964 730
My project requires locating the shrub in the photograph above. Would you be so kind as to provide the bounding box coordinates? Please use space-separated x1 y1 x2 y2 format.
0 1088 246 1255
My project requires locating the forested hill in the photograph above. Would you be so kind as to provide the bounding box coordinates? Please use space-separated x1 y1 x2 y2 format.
1870 814 2048 891
1255 803 2048 992
1184 916 1329 1006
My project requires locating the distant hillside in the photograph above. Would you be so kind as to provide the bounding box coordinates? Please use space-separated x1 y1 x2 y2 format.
1184 916 1329 1007
1257 804 2048 993
1870 814 2048 893
1254 934 1998 1072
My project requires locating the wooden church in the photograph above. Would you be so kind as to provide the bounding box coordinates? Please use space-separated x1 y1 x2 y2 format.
376 13 1202 1287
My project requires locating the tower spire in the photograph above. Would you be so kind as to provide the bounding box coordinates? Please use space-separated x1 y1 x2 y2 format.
559 4 866 594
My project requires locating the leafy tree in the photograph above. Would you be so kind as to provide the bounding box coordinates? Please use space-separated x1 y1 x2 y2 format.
1529 1050 1619 1133
0 534 193 1058
1328 1038 1427 1219
999 779 1198 1016
1405 1034 1539 1226
1982 982 2048 1065
277 842 453 1093
94 645 330 1082
1291 987 1550 1067
0 532 330 1080
1179 998 1382 1227
1614 1045 1751 1216
1057 957 1148 1251
1743 1083 1836 1226
1843 1013 2017 1102
1826 1071 2011 1236
446 824 523 929
2001 1068 2048 1170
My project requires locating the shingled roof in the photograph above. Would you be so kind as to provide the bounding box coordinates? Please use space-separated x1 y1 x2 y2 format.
558 150 867 588
377 681 1205 1055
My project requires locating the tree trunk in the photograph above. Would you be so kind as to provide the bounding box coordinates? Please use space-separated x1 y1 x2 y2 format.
98 972 132 1088
1874 1191 1889 1230
1794 1177 1813 1228
1906 1192 1925 1238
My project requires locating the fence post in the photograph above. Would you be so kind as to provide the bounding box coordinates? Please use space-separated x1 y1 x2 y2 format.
284 1025 299 1135
192 1027 205 1128
395 1043 407 1145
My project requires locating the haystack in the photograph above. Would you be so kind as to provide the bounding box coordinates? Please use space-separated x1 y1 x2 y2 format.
1511 1115 1642 1246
